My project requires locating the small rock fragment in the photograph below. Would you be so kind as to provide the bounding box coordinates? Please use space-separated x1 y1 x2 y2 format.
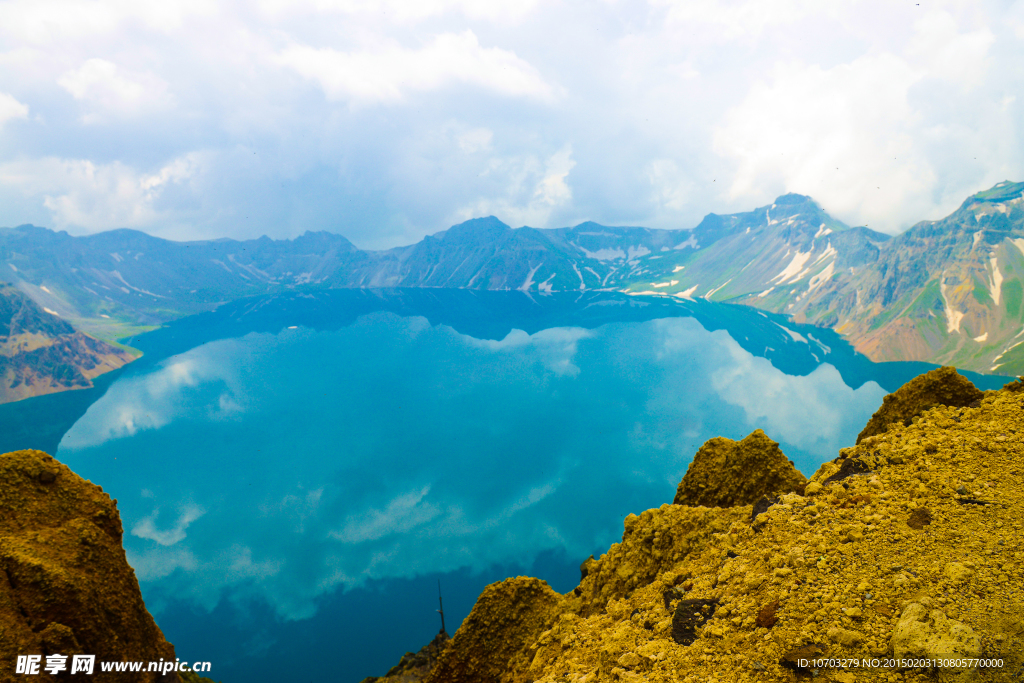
617 652 640 668
907 508 932 530
755 599 779 628
670 598 718 646
827 627 865 647
823 457 871 484
750 494 780 524
943 562 974 582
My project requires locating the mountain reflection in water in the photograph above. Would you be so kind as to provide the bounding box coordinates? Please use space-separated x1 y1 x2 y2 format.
0 290 1007 682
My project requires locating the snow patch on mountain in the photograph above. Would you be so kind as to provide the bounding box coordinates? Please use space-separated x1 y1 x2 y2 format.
988 256 1003 306
771 250 813 285
940 280 964 334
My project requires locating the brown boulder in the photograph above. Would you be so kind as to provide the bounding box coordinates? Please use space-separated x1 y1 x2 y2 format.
0 449 181 682
673 429 807 507
856 366 983 443
423 577 560 683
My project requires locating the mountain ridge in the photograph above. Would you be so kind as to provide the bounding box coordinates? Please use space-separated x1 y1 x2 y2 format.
3 181 1023 378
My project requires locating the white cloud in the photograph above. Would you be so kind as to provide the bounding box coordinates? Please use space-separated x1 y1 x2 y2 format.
467 326 592 376
0 0 214 44
127 546 198 581
452 145 577 228
0 92 29 126
59 347 242 449
132 503 206 546
0 153 202 231
276 31 557 104
456 127 493 154
646 159 693 212
710 345 885 454
906 10 994 87
330 486 440 543
714 53 938 231
0 0 1022 241
649 0 827 38
58 58 172 120
258 0 540 22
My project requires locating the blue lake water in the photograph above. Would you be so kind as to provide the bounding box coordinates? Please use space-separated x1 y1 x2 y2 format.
1 290 1008 682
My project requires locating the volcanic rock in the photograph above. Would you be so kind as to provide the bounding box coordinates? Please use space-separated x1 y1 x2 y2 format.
892 602 982 682
422 577 559 683
360 630 449 683
673 429 807 507
856 366 983 443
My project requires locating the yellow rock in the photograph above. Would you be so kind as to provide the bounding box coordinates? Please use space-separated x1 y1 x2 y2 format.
891 603 982 682
827 627 865 647
944 562 974 582
672 429 807 507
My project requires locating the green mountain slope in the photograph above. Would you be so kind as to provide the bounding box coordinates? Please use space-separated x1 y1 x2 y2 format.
617 181 1024 377
770 181 1024 375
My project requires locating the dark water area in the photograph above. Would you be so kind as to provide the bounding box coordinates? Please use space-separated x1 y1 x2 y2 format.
0 289 1010 682
161 549 581 683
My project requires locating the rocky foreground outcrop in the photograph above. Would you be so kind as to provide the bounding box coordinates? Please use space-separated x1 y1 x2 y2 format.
378 367 1023 682
0 449 213 682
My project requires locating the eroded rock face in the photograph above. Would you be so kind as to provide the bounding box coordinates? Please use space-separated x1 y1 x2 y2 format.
673 429 807 507
422 577 559 683
0 449 181 682
892 602 982 682
856 366 983 443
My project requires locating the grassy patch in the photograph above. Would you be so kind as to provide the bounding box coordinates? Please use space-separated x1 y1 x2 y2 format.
907 279 942 318
68 316 159 346
1004 278 1023 319
974 181 1024 202
972 276 993 306
994 341 1024 377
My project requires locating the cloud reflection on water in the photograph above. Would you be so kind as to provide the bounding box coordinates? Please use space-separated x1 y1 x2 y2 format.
58 312 885 622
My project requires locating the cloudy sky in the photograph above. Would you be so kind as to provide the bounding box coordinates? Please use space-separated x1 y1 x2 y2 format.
0 0 1022 248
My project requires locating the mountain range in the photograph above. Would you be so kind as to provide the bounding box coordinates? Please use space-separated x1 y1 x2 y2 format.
2 180 1023 402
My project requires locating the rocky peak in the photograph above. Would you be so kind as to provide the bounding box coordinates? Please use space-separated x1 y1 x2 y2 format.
672 429 807 508
0 449 186 682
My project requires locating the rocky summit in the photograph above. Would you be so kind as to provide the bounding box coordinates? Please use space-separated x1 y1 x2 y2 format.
856 367 985 444
373 368 1024 682
672 429 807 508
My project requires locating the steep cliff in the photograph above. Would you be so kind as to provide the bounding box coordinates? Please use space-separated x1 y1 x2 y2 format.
0 449 213 682
382 368 1023 682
